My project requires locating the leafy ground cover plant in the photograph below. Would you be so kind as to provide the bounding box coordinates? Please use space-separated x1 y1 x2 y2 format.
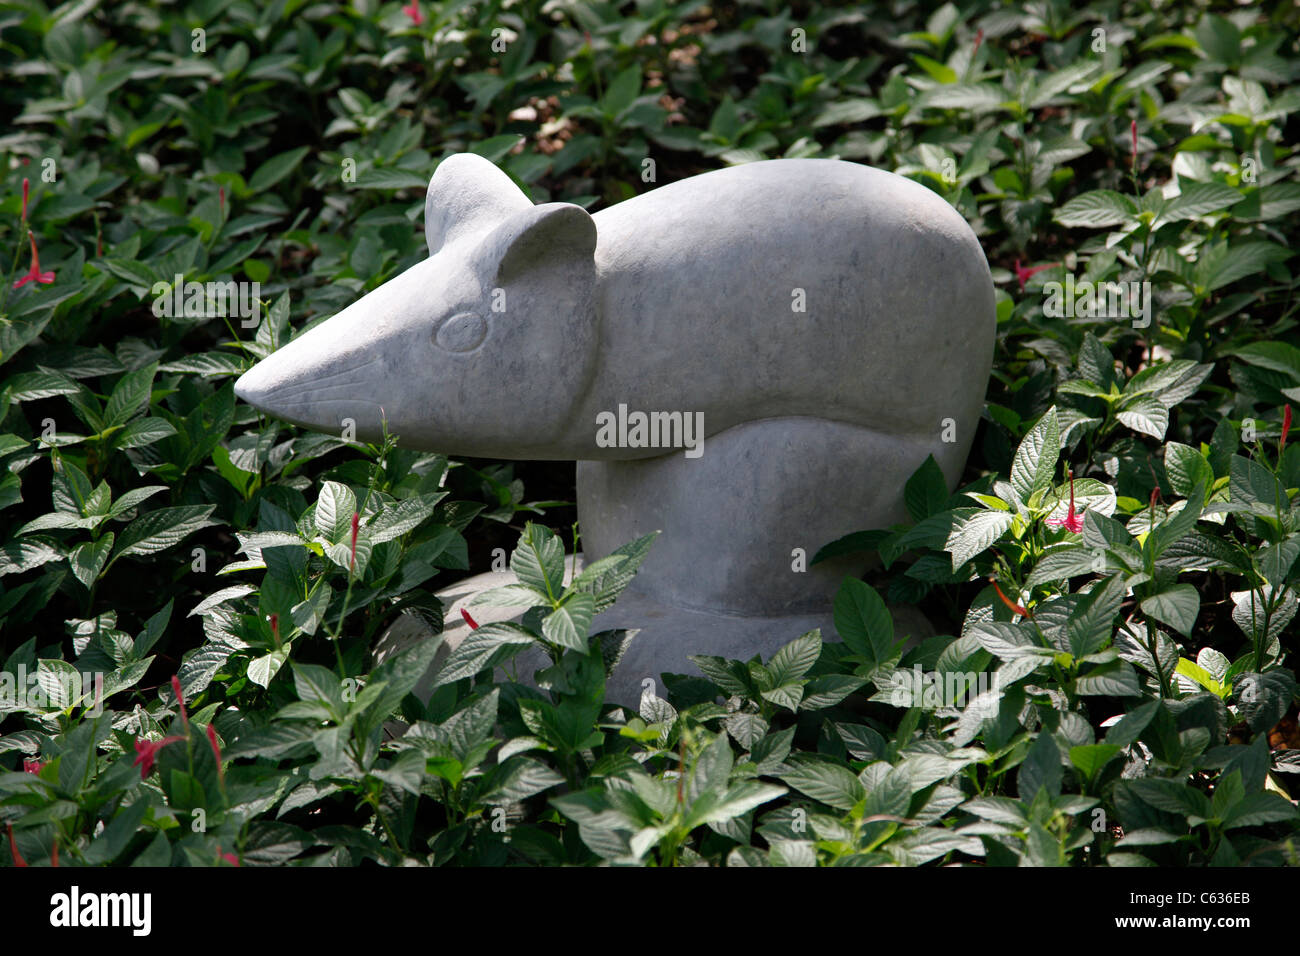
1 0 1298 865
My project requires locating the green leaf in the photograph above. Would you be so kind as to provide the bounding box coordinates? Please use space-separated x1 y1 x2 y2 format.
601 65 642 117
468 135 525 163
904 455 948 521
511 522 566 601
115 418 176 449
918 83 1007 111
686 732 734 803
479 757 565 805
1075 659 1142 696
367 492 447 544
435 622 535 685
1164 443 1213 497
1130 778 1210 819
1141 584 1200 638
1068 573 1127 657
1230 342 1300 383
1156 529 1248 573
468 584 549 607
247 647 290 688
833 578 893 667
1053 191 1138 228
6 370 81 403
768 629 821 686
541 592 595 651
692 781 786 827
96 257 158 289
1027 545 1100 586
689 655 752 697
1069 743 1121 779
1010 406 1061 506
1175 658 1226 697
1223 792 1300 829
1257 535 1300 587
1150 484 1205 557
292 663 344 717
1116 395 1168 440
800 674 867 710
760 683 803 712
572 531 657 612
1017 731 1062 801
104 364 155 428
779 755 865 811
1103 700 1159 747
945 509 1014 568
1234 670 1297 734
1163 182 1241 221
363 167 432 190
1229 455 1283 517
1200 241 1292 293
314 481 356 544
1078 333 1118 390
1194 13 1240 63
112 505 216 560
249 147 311 192
356 636 446 737
69 535 113 589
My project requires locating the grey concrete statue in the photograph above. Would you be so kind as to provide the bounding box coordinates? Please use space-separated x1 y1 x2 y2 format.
234 153 995 704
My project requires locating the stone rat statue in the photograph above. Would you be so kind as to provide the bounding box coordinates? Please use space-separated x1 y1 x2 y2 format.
235 153 995 700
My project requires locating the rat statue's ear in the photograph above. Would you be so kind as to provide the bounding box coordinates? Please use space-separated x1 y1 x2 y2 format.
483 203 597 285
425 154 533 255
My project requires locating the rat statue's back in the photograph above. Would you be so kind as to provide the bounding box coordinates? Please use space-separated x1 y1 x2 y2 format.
235 154 996 697
578 159 994 616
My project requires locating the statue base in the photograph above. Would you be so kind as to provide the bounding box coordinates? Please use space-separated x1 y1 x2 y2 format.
373 555 933 709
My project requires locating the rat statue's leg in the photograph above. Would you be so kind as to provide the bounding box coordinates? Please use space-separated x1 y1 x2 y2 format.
577 415 974 618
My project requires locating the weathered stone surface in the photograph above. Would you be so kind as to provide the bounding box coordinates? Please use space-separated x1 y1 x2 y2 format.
236 153 994 700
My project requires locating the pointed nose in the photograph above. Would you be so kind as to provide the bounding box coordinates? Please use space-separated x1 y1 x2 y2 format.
232 336 316 417
232 318 392 439
231 254 453 443
233 360 274 409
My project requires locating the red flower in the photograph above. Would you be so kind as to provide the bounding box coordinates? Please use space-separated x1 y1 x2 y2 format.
973 28 984 58
349 511 360 571
7 823 25 867
132 735 185 779
206 723 224 782
1130 119 1138 169
1282 405 1292 454
217 846 240 866
402 1 423 24
990 578 1031 618
1014 259 1055 292
461 608 479 629
51 840 58 867
22 758 43 774
13 231 55 288
21 177 29 222
1047 468 1084 533
171 674 188 731
218 186 225 215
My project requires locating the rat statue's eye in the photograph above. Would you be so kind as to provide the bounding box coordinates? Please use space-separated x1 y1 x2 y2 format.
434 311 487 352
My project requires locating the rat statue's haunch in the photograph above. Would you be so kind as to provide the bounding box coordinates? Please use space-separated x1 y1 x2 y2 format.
234 153 995 704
